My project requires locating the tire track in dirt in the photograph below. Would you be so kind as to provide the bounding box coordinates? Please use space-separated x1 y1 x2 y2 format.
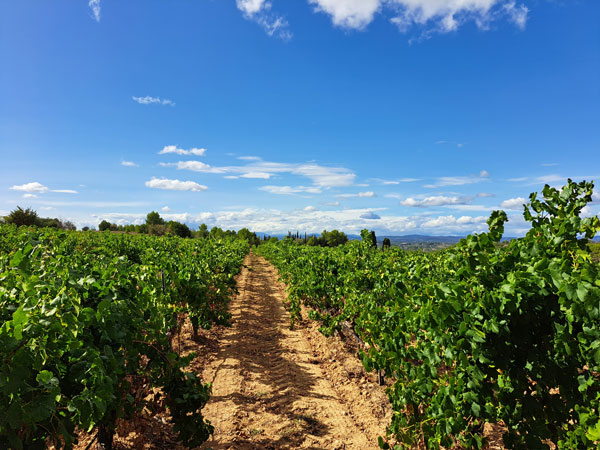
200 253 386 450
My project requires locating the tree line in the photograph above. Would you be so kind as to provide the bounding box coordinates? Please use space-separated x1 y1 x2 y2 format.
2 206 379 248
0 206 76 230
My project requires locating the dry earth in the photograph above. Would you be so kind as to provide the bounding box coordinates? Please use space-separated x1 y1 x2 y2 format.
199 252 390 450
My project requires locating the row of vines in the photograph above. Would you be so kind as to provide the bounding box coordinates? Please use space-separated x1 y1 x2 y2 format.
0 227 249 449
256 180 600 449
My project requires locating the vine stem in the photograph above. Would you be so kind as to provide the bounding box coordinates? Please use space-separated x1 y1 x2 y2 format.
133 340 174 368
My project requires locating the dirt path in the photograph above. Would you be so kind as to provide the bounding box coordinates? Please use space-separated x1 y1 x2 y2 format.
199 253 389 450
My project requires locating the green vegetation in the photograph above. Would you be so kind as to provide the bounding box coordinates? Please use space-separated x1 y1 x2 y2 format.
257 180 600 449
591 242 600 263
2 206 76 230
283 229 349 247
0 226 249 449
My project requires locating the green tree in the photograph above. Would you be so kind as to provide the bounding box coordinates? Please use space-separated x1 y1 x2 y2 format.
320 229 348 247
148 224 167 236
146 211 165 226
167 221 192 238
382 237 391 250
99 220 112 231
237 228 260 246
209 226 224 239
5 206 38 226
197 223 209 239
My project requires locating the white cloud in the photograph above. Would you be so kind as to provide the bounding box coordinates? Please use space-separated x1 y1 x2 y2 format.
304 206 317 212
435 140 465 148
38 201 148 208
337 191 376 198
260 185 322 195
293 164 356 187
240 172 272 179
161 161 221 173
385 193 404 200
236 0 292 40
10 182 49 193
422 214 487 228
456 215 488 225
238 156 261 161
237 0 268 15
162 206 171 212
503 1 528 30
66 207 520 236
166 158 356 188
477 192 494 198
508 174 600 186
400 195 472 207
10 183 77 195
145 177 208 192
360 211 381 219
121 161 138 167
89 0 101 22
390 0 528 35
373 177 420 184
500 197 526 210
580 206 597 219
445 204 494 212
535 174 566 184
23 194 38 199
159 145 207 156
309 0 381 29
425 173 490 188
132 96 175 106
308 0 528 35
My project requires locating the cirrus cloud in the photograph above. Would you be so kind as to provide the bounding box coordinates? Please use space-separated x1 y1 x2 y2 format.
89 0 101 22
236 0 292 40
132 96 175 106
161 158 356 188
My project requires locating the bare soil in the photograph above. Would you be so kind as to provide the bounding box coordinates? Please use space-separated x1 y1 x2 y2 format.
199 252 390 449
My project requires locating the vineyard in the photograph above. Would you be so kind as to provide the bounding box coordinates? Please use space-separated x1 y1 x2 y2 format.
256 180 600 449
1 180 599 450
0 228 248 449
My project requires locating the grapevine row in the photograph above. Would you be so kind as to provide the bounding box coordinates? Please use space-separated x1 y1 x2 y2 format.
0 227 249 449
257 180 600 449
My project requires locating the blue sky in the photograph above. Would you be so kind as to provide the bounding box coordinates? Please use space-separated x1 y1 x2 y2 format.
1 0 598 235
